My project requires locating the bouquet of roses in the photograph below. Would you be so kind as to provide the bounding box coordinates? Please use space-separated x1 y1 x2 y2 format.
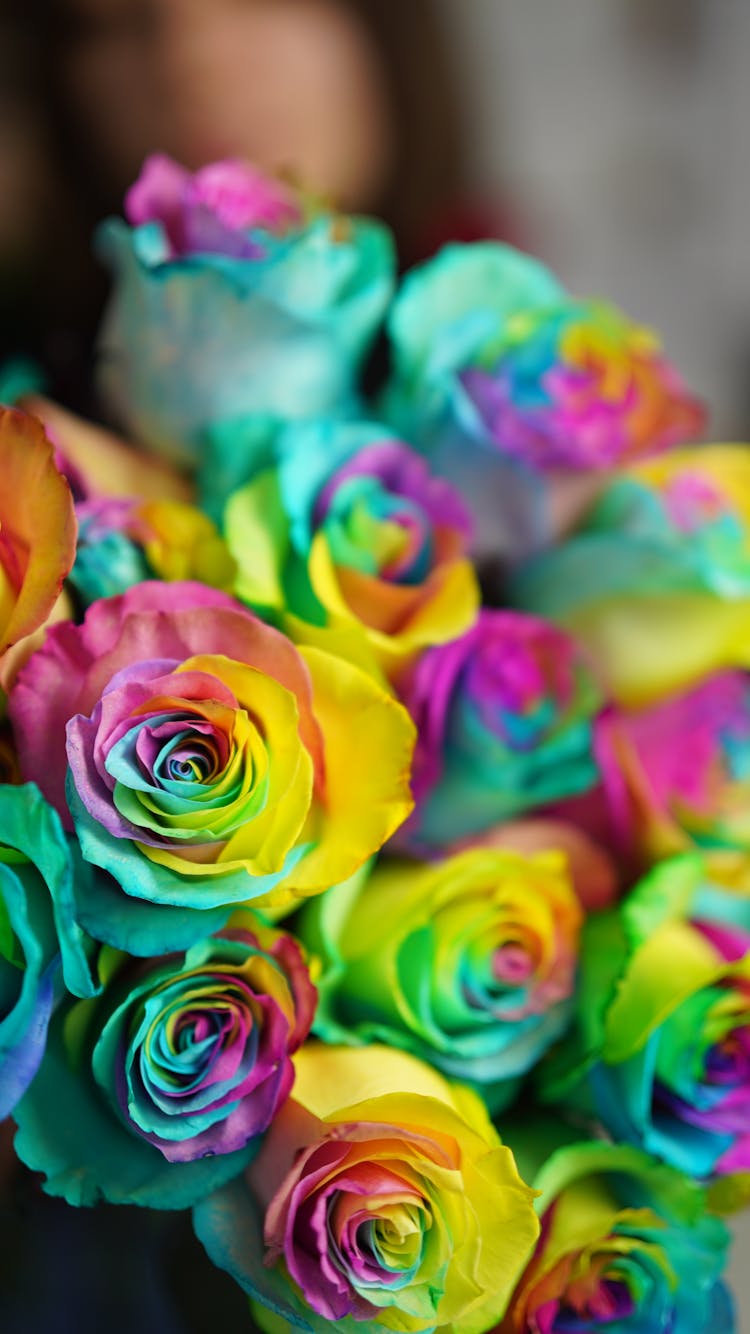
0 153 746 1333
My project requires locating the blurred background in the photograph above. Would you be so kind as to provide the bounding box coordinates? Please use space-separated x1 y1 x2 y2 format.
0 0 748 1327
1 0 749 440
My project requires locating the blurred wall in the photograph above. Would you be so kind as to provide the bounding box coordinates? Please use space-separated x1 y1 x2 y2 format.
440 0 750 437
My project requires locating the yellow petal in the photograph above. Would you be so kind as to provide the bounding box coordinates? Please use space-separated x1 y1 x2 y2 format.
567 592 750 708
0 408 77 656
275 645 415 895
308 532 479 674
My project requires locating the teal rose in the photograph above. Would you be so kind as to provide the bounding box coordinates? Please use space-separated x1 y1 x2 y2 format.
96 155 395 499
12 911 316 1207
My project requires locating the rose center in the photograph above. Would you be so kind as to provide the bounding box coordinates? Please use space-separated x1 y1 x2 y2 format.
492 941 534 985
552 1276 634 1329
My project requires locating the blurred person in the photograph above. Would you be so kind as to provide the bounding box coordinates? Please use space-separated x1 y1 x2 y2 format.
0 8 515 1328
4 0 519 412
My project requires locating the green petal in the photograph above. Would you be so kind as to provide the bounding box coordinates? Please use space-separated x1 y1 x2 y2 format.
225 471 290 609
621 856 704 950
603 920 730 1063
0 783 97 998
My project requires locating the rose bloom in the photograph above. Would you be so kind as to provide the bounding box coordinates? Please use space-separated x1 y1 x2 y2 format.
397 610 602 851
300 846 581 1109
498 1132 734 1334
541 856 750 1180
9 582 415 945
460 300 705 473
226 419 479 675
13 912 317 1207
383 244 702 564
511 444 750 709
97 155 395 467
194 1043 540 1334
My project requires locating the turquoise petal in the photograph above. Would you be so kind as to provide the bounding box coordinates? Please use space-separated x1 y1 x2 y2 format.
277 419 386 554
388 243 564 392
68 775 306 912
70 851 231 957
13 1008 255 1208
69 530 151 608
0 783 96 999
96 214 394 468
199 414 281 522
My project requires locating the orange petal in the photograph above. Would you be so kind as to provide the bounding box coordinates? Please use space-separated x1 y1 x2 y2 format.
0 408 77 656
453 818 619 913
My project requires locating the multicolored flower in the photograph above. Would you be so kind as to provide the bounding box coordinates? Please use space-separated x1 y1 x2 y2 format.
225 420 479 674
0 407 76 664
383 244 702 562
540 856 750 1179
193 1042 540 1334
9 582 415 948
397 610 603 851
299 846 581 1110
97 155 395 471
512 445 750 707
69 495 236 607
0 783 95 1118
13 912 314 1205
385 242 565 442
498 1127 734 1333
595 671 750 894
460 301 705 473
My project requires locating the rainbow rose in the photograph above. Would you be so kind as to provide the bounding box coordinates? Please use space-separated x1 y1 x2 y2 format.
383 244 702 561
8 582 415 949
541 856 750 1179
512 445 750 707
397 610 602 851
300 847 581 1111
194 1042 540 1334
0 407 76 666
13 912 314 1206
0 783 95 1118
383 243 563 561
97 155 394 473
70 495 236 607
385 243 563 444
460 300 705 473
595 671 750 894
498 1127 734 1333
225 420 479 674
